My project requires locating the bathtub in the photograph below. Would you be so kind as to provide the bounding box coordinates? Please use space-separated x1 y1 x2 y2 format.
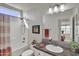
11 45 29 56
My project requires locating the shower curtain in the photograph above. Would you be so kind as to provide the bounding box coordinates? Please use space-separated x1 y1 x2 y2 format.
0 14 11 56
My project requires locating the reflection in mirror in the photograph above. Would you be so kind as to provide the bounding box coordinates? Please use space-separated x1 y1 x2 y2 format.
43 7 74 43
59 19 71 42
75 13 79 42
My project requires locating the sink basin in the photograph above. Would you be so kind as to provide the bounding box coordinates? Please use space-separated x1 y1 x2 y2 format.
45 44 64 53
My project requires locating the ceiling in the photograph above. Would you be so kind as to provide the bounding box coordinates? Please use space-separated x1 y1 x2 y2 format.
5 3 79 20
7 3 79 12
7 3 55 11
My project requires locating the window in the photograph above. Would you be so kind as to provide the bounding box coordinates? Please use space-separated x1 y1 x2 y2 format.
60 24 71 42
0 6 21 17
61 25 71 34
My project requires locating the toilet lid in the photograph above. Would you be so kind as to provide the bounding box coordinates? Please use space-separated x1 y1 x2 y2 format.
22 50 34 56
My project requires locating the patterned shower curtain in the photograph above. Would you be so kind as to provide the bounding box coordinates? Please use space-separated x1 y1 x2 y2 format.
0 14 11 56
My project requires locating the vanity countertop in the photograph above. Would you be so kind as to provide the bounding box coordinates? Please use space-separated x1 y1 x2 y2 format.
33 45 79 56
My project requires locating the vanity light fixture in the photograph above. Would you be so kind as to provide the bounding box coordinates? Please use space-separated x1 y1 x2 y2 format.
47 4 65 14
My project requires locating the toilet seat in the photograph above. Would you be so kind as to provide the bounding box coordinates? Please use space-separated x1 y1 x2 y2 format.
22 49 34 56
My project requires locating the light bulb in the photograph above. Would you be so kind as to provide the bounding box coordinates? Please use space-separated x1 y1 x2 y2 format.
48 8 53 14
54 6 59 13
60 4 64 12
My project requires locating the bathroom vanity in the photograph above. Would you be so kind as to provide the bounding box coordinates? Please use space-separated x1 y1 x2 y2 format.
33 44 79 56
30 44 52 56
34 46 79 56
31 40 79 56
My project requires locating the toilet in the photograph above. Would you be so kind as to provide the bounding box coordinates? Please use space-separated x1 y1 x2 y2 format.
22 49 34 56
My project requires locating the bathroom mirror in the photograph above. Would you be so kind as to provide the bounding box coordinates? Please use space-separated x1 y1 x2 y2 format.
59 7 79 43
75 17 79 42
75 8 79 42
42 8 75 43
42 6 79 43
59 19 71 42
58 8 74 43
